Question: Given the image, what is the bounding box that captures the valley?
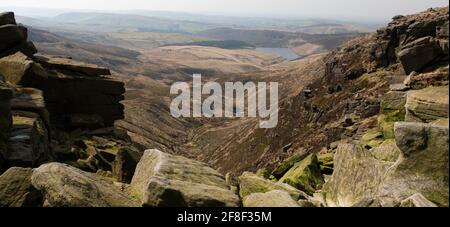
[1,4,448,208]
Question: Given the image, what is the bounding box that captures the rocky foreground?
[1,7,449,207]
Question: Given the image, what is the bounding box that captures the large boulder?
[397,36,443,74]
[243,190,300,207]
[129,149,240,207]
[238,172,308,200]
[0,167,42,207]
[0,12,16,26]
[31,162,139,207]
[0,24,27,52]
[405,86,449,123]
[278,154,324,195]
[378,122,449,207]
[322,143,393,207]
[0,52,48,85]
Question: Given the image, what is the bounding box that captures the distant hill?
[197,27,363,56]
[27,27,140,72]
[20,12,217,34]
[167,40,255,49]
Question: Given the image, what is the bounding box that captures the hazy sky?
[1,0,448,21]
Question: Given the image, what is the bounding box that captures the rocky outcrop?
[0,167,42,207]
[130,149,240,207]
[31,162,139,207]
[322,121,449,207]
[397,36,443,74]
[405,86,449,123]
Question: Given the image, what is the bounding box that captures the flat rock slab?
[130,149,240,207]
[406,86,449,123]
[31,162,139,207]
[35,54,111,77]
[243,190,300,207]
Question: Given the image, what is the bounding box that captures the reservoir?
[255,47,300,61]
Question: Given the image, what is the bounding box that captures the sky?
[0,0,448,22]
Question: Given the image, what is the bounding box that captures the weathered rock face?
[130,149,240,207]
[0,52,48,86]
[29,55,124,128]
[279,154,324,195]
[243,190,300,207]
[0,167,42,207]
[238,172,308,200]
[397,37,443,74]
[31,162,139,207]
[405,86,449,123]
[322,143,392,207]
[378,122,449,207]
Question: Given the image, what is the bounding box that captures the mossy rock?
[318,153,334,175]
[279,154,325,195]
[271,152,309,179]
[256,168,270,179]
[238,172,307,200]
[360,129,384,149]
[378,110,406,139]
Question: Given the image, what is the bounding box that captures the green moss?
[360,129,384,149]
[256,168,270,179]
[271,153,309,179]
[318,153,334,175]
[378,110,405,139]
[279,154,325,195]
